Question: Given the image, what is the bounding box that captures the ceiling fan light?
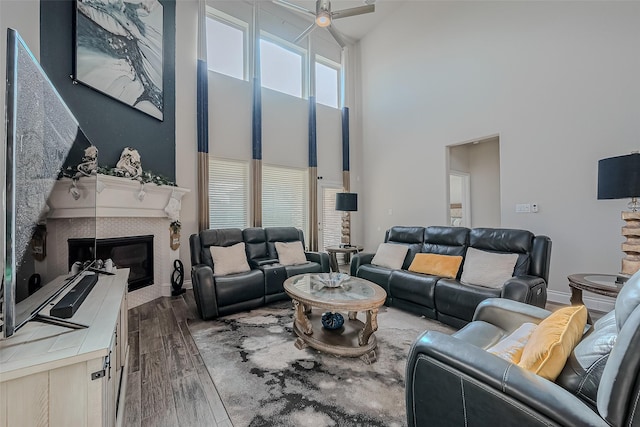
[316,10,331,27]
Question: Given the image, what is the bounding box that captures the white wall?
[359,1,640,304]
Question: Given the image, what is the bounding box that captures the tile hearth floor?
[122,285,604,427]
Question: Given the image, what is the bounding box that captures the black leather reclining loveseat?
[189,226,330,319]
[350,226,552,328]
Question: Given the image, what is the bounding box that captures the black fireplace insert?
[69,235,154,291]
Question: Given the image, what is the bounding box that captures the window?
[262,165,309,242]
[206,13,246,80]
[260,38,304,98]
[315,58,339,108]
[209,158,250,228]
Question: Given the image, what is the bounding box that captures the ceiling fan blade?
[326,24,346,48]
[294,22,317,44]
[272,0,316,17]
[331,4,375,20]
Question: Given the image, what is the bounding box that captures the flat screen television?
[1,28,97,338]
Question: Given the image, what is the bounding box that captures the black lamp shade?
[598,153,640,199]
[335,193,358,211]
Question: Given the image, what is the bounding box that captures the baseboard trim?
[547,289,614,313]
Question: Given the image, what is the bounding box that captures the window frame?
[259,31,308,99]
[314,55,341,109]
[205,7,249,81]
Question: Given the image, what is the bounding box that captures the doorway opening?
[447,136,501,228]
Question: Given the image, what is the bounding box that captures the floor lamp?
[335,192,357,248]
[598,152,640,279]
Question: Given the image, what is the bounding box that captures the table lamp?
[598,152,640,277]
[335,192,357,248]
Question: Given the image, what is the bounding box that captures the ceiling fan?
[272,0,375,47]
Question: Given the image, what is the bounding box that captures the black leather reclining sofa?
[189,226,330,319]
[350,226,552,328]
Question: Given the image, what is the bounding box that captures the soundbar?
[50,274,99,319]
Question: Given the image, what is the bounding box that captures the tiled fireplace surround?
[47,175,190,308]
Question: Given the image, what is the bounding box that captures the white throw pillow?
[209,242,251,276]
[275,241,308,266]
[487,322,537,363]
[460,247,519,288]
[371,243,409,270]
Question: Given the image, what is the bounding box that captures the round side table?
[325,245,364,272]
[567,273,623,324]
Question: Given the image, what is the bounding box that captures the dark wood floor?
[123,290,231,427]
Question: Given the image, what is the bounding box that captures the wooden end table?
[283,273,387,363]
[568,273,623,324]
[325,245,364,272]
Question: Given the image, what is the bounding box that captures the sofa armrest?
[501,275,547,307]
[306,251,330,272]
[406,331,608,427]
[350,252,375,276]
[472,298,552,331]
[191,264,219,320]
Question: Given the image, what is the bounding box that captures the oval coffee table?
[283,273,387,363]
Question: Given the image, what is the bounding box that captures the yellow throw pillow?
[408,253,463,278]
[518,305,587,381]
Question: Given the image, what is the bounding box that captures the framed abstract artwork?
[74,0,164,121]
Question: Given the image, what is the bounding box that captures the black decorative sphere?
[321,312,344,330]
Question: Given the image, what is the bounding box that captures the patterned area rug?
[188,302,455,427]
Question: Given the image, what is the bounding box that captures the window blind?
[262,164,309,242]
[209,158,249,229]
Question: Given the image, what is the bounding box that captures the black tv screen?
[1,28,97,338]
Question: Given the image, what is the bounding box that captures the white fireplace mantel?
[46,175,191,308]
[48,175,190,219]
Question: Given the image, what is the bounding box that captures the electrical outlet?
[516,203,531,213]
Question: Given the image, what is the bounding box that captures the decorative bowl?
[323,273,349,288]
[321,312,344,330]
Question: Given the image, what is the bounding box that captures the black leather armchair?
[406,272,640,427]
[189,228,264,320]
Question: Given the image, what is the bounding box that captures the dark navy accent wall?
[40,0,176,181]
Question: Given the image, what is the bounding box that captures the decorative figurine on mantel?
[114,147,143,179]
[77,145,98,176]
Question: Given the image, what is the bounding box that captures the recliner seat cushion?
[435,279,502,322]
[357,264,394,294]
[214,269,264,307]
[389,270,437,309]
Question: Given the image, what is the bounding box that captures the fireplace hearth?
[69,235,154,291]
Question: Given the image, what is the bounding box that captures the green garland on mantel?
[58,165,177,187]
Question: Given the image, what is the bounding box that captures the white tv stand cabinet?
[0,269,130,427]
